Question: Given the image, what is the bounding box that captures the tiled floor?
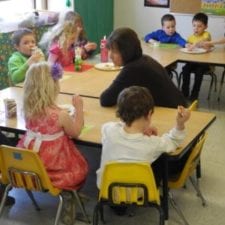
[1,77,225,225]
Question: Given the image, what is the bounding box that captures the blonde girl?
[40,21,78,66]
[58,10,97,59]
[18,61,88,191]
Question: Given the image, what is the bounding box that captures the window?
[0,0,73,15]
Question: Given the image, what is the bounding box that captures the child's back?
[17,106,88,190]
[17,62,88,190]
[97,86,190,188]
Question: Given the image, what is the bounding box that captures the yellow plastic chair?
[0,145,90,225]
[168,133,207,225]
[93,161,164,225]
[188,100,198,111]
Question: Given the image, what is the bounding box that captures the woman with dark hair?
[100,27,187,108]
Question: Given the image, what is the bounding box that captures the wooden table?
[60,68,118,98]
[16,42,225,100]
[142,41,225,100]
[0,87,216,222]
[0,87,215,148]
[60,44,225,100]
[141,41,225,66]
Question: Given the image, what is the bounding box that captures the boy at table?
[144,14,187,47]
[8,28,44,84]
[181,12,211,101]
[97,86,190,214]
[144,14,188,80]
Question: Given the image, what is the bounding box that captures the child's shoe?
[61,191,76,225]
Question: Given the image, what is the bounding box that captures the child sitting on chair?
[8,28,44,84]
[144,14,187,47]
[58,10,97,59]
[17,62,88,225]
[97,86,190,194]
[40,21,78,67]
[181,12,211,101]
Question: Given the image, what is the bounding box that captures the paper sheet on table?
[60,75,72,82]
[81,124,94,134]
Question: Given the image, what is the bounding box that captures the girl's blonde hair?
[39,20,77,53]
[23,62,59,119]
[62,10,86,40]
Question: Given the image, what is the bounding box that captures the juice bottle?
[100,36,108,62]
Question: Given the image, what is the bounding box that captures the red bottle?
[100,36,108,62]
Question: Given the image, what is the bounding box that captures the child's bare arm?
[176,106,191,130]
[84,42,97,52]
[59,95,84,138]
[48,53,58,65]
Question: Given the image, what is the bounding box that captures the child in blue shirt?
[144,14,187,47]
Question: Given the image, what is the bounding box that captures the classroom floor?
[1,76,225,225]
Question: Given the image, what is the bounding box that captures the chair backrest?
[169,133,207,188]
[188,100,198,111]
[0,145,61,196]
[99,161,160,205]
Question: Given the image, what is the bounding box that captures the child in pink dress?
[17,62,88,190]
[40,21,78,67]
[58,10,97,59]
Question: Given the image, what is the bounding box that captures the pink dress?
[49,42,74,67]
[17,107,88,190]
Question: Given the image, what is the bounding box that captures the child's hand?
[84,42,97,52]
[27,51,44,65]
[200,41,214,49]
[176,106,191,130]
[148,39,160,46]
[185,43,195,51]
[143,126,158,136]
[72,94,83,111]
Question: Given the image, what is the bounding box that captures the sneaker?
[61,191,76,225]
[0,188,15,207]
[5,196,15,206]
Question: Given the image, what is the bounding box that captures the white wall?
[114,0,225,41]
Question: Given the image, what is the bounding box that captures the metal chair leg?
[93,203,105,225]
[152,203,165,225]
[0,184,12,216]
[73,190,90,223]
[169,192,190,225]
[189,177,207,207]
[25,190,41,211]
[54,194,63,225]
